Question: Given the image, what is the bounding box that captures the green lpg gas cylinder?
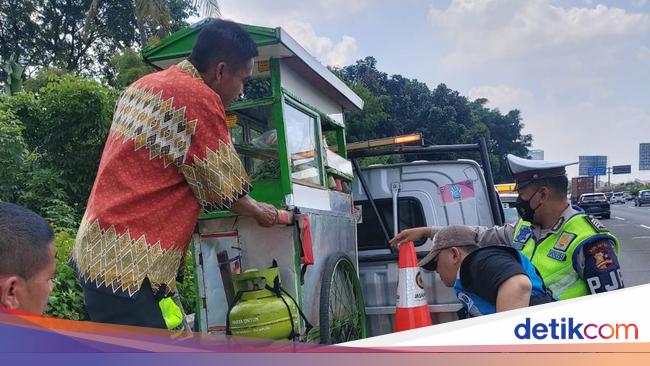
[227,267,299,340]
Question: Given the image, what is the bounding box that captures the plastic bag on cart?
[251,129,278,149]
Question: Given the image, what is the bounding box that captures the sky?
[204,0,650,184]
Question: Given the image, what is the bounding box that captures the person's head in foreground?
[189,18,259,106]
[0,203,56,314]
[418,225,480,287]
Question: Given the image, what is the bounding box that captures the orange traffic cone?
[394,241,432,332]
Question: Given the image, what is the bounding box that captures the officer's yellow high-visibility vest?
[512,213,620,300]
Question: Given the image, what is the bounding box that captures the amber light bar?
[346,134,423,151]
[495,183,517,193]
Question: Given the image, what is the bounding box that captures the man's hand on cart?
[253,202,279,227]
[390,226,438,249]
[231,195,278,227]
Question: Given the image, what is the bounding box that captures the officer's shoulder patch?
[514,225,533,244]
[586,215,608,232]
[553,232,576,252]
[586,241,616,272]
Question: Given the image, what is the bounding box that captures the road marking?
[632,236,650,240]
[615,217,626,221]
[641,225,650,230]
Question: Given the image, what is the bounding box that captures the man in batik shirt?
[71,19,277,328]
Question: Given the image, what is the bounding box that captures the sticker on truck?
[440,180,476,205]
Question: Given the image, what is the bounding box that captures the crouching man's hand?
[389,227,436,249]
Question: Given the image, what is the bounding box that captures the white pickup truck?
[350,140,504,337]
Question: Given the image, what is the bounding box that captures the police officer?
[391,154,623,300]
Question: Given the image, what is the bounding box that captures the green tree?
[337,56,533,179]
[471,99,532,182]
[46,229,88,320]
[0,0,198,79]
[0,0,39,84]
[343,83,391,143]
[23,68,70,93]
[4,75,116,214]
[0,95,77,228]
[0,103,27,200]
[83,0,218,46]
[0,0,138,75]
[108,47,156,88]
[34,76,116,211]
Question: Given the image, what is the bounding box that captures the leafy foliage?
[0,0,196,81]
[178,251,199,316]
[24,75,115,212]
[45,229,89,321]
[0,104,27,200]
[1,74,114,222]
[23,67,70,93]
[108,47,156,88]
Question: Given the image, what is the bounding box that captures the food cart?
[142,19,366,344]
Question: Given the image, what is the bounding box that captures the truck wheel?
[603,214,610,220]
[319,252,366,344]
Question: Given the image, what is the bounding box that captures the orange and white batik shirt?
[71,60,250,298]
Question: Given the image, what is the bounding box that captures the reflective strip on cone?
[396,267,428,308]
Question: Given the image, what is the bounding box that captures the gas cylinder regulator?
[226,260,313,341]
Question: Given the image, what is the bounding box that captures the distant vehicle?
[605,192,613,201]
[623,192,634,201]
[635,190,650,207]
[610,192,626,204]
[499,192,520,224]
[571,176,595,204]
[578,193,611,219]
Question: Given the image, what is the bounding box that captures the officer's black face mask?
[515,188,543,223]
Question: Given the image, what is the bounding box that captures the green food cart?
[142,19,366,344]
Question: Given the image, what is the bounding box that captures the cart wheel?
[319,252,366,344]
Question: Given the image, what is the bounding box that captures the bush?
[34,76,116,212]
[44,228,199,321]
[0,106,28,201]
[178,249,199,316]
[1,74,115,222]
[45,229,88,321]
[108,48,155,89]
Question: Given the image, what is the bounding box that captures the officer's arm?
[574,239,623,294]
[476,224,516,247]
[391,224,515,248]
[496,274,532,312]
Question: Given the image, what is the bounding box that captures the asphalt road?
[605,202,650,287]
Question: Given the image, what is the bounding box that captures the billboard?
[587,167,606,176]
[612,165,632,174]
[641,143,650,171]
[579,156,607,176]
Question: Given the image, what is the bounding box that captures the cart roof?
[142,19,363,111]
